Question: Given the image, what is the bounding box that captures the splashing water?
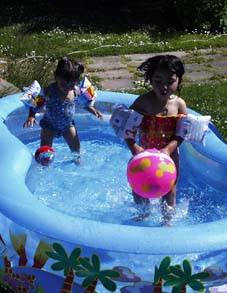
[24,114,227,228]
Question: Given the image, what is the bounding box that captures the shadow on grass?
[0,0,171,34]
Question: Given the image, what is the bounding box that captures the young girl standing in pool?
[23,57,103,163]
[125,55,187,225]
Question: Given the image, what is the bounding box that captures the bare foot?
[73,154,81,165]
[160,203,176,227]
[132,203,151,222]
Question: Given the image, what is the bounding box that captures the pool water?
[24,113,227,228]
[22,113,227,292]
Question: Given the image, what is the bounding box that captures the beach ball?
[127,148,177,198]
[35,146,55,166]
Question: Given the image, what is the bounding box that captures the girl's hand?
[160,147,171,156]
[85,106,103,120]
[94,109,103,120]
[134,145,144,155]
[125,138,144,156]
[131,144,144,156]
[23,117,39,128]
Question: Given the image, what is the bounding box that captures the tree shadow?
[0,0,171,34]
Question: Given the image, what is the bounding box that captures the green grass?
[0,17,227,140]
[182,83,227,141]
[1,22,227,88]
[1,22,227,60]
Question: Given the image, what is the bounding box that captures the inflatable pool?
[1,91,227,284]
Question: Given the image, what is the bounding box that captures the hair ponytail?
[55,57,84,81]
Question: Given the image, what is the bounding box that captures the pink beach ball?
[127,148,177,198]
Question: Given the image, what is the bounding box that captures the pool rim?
[1,91,227,255]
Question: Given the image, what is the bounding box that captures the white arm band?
[110,104,143,139]
[76,77,97,108]
[20,80,44,108]
[176,113,211,143]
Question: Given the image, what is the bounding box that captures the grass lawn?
[0,15,227,140]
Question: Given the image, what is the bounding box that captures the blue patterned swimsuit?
[40,83,76,137]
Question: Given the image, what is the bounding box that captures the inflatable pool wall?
[1,91,227,292]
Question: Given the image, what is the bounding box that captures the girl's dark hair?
[138,55,185,85]
[54,57,84,81]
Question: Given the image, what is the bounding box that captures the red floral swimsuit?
[139,114,183,150]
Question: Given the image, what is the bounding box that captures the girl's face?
[150,68,180,100]
[56,76,78,92]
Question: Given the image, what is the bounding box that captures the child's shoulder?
[170,94,185,104]
[170,95,187,114]
[133,92,152,105]
[169,94,182,100]
[131,92,151,111]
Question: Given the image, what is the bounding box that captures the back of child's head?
[138,55,185,84]
[55,57,84,82]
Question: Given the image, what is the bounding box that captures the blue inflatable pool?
[0,91,227,281]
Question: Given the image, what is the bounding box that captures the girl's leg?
[40,128,55,147]
[63,126,80,153]
[133,191,150,205]
[160,150,179,226]
[161,185,176,207]
[132,191,150,221]
[160,186,176,226]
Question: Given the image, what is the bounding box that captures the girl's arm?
[124,98,145,156]
[125,138,144,156]
[84,106,103,119]
[160,136,183,156]
[178,98,187,115]
[22,84,48,128]
[23,107,39,128]
[161,98,187,155]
